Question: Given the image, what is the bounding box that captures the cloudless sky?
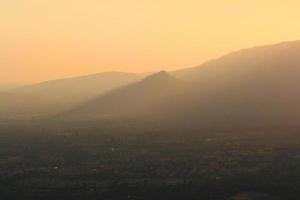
[1,0,300,83]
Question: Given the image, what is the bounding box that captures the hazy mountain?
[0,91,71,120]
[65,71,185,119]
[66,41,300,128]
[16,72,141,100]
[169,40,300,127]
[0,92,37,120]
[0,72,142,120]
[0,82,26,91]
[173,40,300,82]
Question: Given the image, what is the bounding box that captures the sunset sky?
[1,0,300,84]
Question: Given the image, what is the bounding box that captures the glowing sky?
[1,0,300,83]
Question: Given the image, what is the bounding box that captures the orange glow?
[1,0,300,83]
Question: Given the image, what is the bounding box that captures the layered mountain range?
[2,40,300,127]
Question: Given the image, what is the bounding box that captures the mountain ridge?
[65,71,184,119]
[63,40,300,128]
[0,72,143,120]
[173,40,300,81]
[2,40,300,126]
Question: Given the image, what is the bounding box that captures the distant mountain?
[170,41,300,127]
[3,40,300,127]
[16,72,141,100]
[0,72,142,120]
[0,82,26,91]
[66,71,185,119]
[173,40,300,82]
[0,92,40,120]
[0,91,12,101]
[67,41,300,128]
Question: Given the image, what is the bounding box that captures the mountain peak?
[156,70,169,75]
[142,71,177,84]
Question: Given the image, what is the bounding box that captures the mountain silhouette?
[66,71,184,119]
[0,72,142,119]
[174,40,300,83]
[2,40,300,127]
[67,41,300,128]
[16,72,141,101]
[169,41,300,127]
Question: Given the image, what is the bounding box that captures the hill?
[16,72,141,100]
[66,71,185,119]
[66,41,300,128]
[0,72,142,120]
[169,41,300,127]
[173,40,300,82]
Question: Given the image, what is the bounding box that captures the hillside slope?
[66,71,185,119]
[0,72,142,120]
[67,41,300,128]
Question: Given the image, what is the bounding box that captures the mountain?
[173,40,300,82]
[65,71,185,119]
[16,72,141,100]
[66,41,300,128]
[169,41,300,127]
[0,72,142,120]
[0,92,37,120]
[0,82,26,91]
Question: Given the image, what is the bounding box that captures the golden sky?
[1,0,300,83]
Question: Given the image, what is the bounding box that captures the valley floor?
[0,124,299,200]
